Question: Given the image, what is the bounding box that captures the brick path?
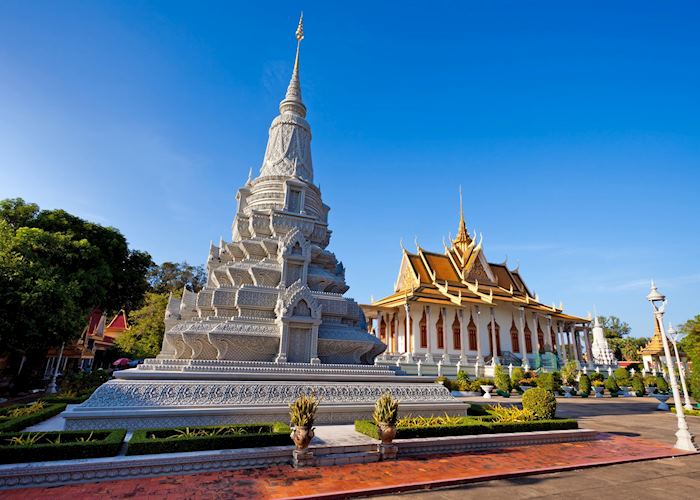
[2,434,691,499]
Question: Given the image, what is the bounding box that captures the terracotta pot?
[377,422,397,444]
[290,426,315,450]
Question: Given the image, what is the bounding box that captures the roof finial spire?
[279,12,307,117]
[452,185,472,253]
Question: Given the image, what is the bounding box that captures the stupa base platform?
[62,361,468,430]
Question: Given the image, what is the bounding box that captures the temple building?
[640,318,686,373]
[362,201,592,376]
[44,309,130,377]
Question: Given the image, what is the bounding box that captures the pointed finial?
[280,12,307,117]
[247,168,253,185]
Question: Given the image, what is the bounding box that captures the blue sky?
[1,1,699,338]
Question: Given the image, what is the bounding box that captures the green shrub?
[614,367,630,386]
[435,376,452,391]
[522,387,557,420]
[656,376,669,394]
[590,372,604,383]
[643,375,657,387]
[41,395,89,404]
[456,370,470,383]
[488,404,535,422]
[561,361,578,386]
[605,376,620,396]
[0,429,125,464]
[354,417,577,440]
[510,367,525,388]
[127,423,290,456]
[60,369,110,396]
[536,372,561,393]
[0,403,67,433]
[494,365,512,393]
[467,403,490,416]
[578,374,591,396]
[631,375,645,397]
[671,407,700,417]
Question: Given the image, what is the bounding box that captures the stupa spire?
[279,13,307,118]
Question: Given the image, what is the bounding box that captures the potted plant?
[644,375,657,395]
[605,375,620,397]
[494,365,512,398]
[289,393,319,456]
[561,361,578,398]
[373,392,399,445]
[652,376,670,410]
[592,380,605,397]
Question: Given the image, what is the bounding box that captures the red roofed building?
[44,309,130,378]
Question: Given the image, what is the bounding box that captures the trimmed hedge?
[127,422,292,456]
[671,407,700,417]
[355,417,578,440]
[0,429,126,464]
[0,403,67,433]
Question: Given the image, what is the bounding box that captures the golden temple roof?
[640,319,665,356]
[366,201,588,323]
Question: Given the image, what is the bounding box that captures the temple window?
[525,323,533,353]
[380,318,387,343]
[510,321,519,352]
[419,310,427,348]
[293,300,311,317]
[436,313,444,349]
[452,313,460,350]
[287,188,302,213]
[537,326,545,353]
[468,316,477,350]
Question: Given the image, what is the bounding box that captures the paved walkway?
[1,434,689,499]
[4,396,699,499]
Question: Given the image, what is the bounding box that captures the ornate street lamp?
[646,282,696,451]
[667,323,693,411]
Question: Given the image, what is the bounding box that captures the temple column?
[518,307,529,370]
[425,306,435,363]
[459,308,467,362]
[546,315,554,352]
[310,323,321,365]
[392,312,399,354]
[490,307,499,365]
[441,307,449,362]
[531,313,541,356]
[558,321,568,363]
[583,324,593,367]
[569,323,580,364]
[474,305,484,364]
[405,303,415,360]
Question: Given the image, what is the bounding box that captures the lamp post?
[646,282,696,451]
[667,324,693,411]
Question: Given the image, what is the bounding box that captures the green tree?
[679,314,700,398]
[0,199,151,378]
[147,261,205,294]
[114,292,170,359]
[598,315,636,360]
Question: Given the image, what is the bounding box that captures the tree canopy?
[0,198,151,356]
[595,315,646,361]
[679,314,700,398]
[147,261,205,294]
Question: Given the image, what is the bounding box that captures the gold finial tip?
[296,12,304,41]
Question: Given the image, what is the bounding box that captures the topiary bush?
[536,372,562,394]
[643,375,657,387]
[590,372,604,383]
[511,367,525,389]
[578,374,591,397]
[631,374,645,397]
[656,376,669,394]
[456,370,470,383]
[494,365,512,394]
[614,367,630,386]
[605,375,620,396]
[522,387,557,420]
